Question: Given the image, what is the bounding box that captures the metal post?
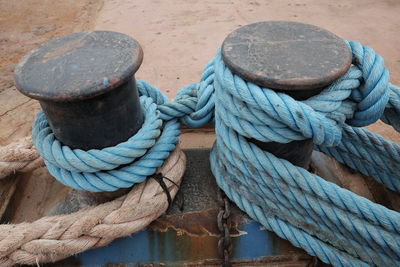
[221,21,352,168]
[14,31,144,150]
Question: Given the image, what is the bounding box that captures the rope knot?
[346,40,391,127]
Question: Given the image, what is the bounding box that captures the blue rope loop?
[208,41,400,267]
[33,94,180,192]
[31,38,400,266]
[136,58,216,128]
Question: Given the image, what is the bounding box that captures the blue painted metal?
[72,149,312,266]
[76,220,308,266]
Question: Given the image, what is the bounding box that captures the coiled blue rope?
[33,94,180,192]
[207,41,400,267]
[32,39,400,266]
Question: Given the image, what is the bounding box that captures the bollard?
[14,31,144,150]
[221,21,351,168]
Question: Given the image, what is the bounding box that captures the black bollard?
[222,21,351,168]
[14,31,144,150]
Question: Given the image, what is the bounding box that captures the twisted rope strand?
[0,148,185,266]
[0,137,44,179]
[216,139,399,264]
[216,151,396,265]
[209,40,400,266]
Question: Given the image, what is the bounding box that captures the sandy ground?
[0,0,399,148]
[0,0,399,261]
[0,0,103,145]
[95,0,400,95]
[93,0,400,146]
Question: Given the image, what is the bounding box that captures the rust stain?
[189,254,314,266]
[99,77,120,90]
[108,77,121,87]
[121,253,314,267]
[149,208,243,237]
[150,209,220,237]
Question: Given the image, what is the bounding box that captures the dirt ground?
[0,0,399,148]
[94,0,400,146]
[0,0,103,145]
[0,0,399,264]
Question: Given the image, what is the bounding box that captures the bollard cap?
[14,31,144,149]
[14,31,143,102]
[222,21,351,90]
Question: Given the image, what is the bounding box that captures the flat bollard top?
[14,31,143,102]
[221,21,351,91]
[221,21,352,168]
[13,31,144,150]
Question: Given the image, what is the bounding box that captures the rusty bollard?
[222,21,351,168]
[14,31,144,150]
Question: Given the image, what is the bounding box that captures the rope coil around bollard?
[209,41,400,267]
[0,89,186,266]
[1,40,400,266]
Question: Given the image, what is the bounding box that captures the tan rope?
[0,147,186,266]
[0,137,44,179]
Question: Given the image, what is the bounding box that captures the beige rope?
[0,146,186,266]
[0,137,44,179]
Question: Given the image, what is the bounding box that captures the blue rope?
[33,94,180,192]
[208,41,400,267]
[32,39,400,266]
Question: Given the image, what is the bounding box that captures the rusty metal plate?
[62,149,315,266]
